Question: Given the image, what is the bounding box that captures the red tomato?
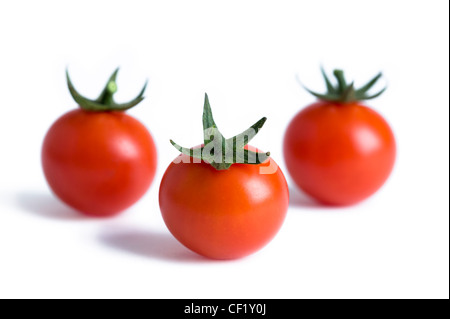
[284,101,396,205]
[42,69,157,216]
[159,94,289,260]
[159,147,289,260]
[42,109,157,216]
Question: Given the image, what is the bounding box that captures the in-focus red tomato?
[42,69,157,216]
[284,69,396,206]
[160,147,288,260]
[159,94,289,259]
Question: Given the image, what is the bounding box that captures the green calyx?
[66,68,147,111]
[171,93,271,170]
[303,67,387,103]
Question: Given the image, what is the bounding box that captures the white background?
[0,0,448,299]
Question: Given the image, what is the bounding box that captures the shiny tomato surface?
[284,101,396,206]
[159,147,289,260]
[42,109,157,216]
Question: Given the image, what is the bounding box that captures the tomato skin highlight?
[42,109,157,217]
[159,147,289,260]
[283,101,396,206]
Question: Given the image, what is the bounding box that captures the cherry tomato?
[159,94,289,259]
[284,69,396,205]
[160,148,288,260]
[42,69,157,216]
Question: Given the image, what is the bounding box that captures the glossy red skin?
[159,146,289,260]
[284,101,396,206]
[42,109,157,217]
